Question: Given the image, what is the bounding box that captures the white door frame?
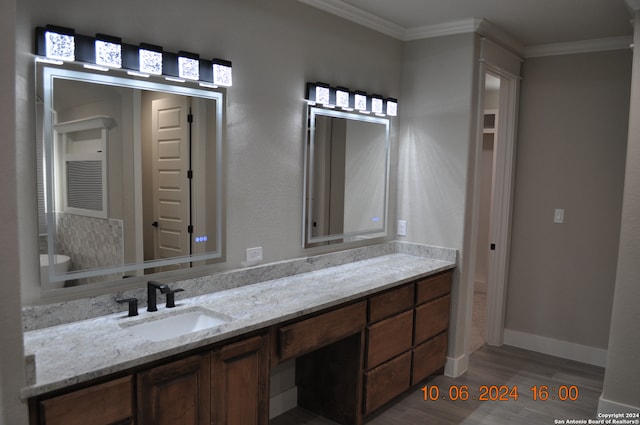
[471,39,521,350]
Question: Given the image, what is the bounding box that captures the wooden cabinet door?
[414,295,451,345]
[363,351,412,415]
[212,334,269,425]
[38,376,133,425]
[366,310,413,369]
[412,332,448,385]
[416,271,452,305]
[368,284,414,323]
[279,301,366,361]
[137,353,211,425]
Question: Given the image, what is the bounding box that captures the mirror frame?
[302,105,391,246]
[38,61,224,288]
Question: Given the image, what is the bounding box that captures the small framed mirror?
[303,106,390,246]
[37,61,224,290]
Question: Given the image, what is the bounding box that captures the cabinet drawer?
[416,271,452,305]
[279,301,366,361]
[412,332,448,385]
[368,284,414,323]
[366,310,413,369]
[414,295,450,344]
[39,376,133,425]
[363,351,411,415]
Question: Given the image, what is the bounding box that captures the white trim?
[298,0,631,57]
[296,0,405,39]
[445,353,468,378]
[476,20,525,54]
[504,329,608,367]
[269,387,298,419]
[485,68,519,348]
[404,18,481,41]
[524,36,633,58]
[598,396,640,414]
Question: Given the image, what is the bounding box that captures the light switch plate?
[554,209,565,224]
[397,220,407,236]
[246,247,263,263]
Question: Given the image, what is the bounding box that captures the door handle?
[151,221,159,228]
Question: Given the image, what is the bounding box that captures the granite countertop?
[22,253,454,399]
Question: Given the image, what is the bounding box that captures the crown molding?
[296,0,491,42]
[476,20,524,54]
[297,0,525,50]
[297,0,628,57]
[524,36,633,57]
[404,18,481,41]
[296,0,405,39]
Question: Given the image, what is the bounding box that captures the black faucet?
[147,281,184,311]
[147,281,171,312]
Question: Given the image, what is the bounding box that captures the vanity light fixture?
[212,59,233,87]
[335,86,352,110]
[354,91,368,112]
[35,26,233,88]
[305,82,398,116]
[317,85,331,105]
[139,43,163,75]
[95,34,122,68]
[386,98,398,117]
[371,94,384,116]
[178,51,200,80]
[305,82,328,105]
[36,25,75,63]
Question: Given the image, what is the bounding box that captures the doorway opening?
[471,73,500,353]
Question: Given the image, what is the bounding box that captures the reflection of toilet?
[39,254,71,289]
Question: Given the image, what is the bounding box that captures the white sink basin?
[123,309,230,342]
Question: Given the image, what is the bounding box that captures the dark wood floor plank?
[271,345,605,425]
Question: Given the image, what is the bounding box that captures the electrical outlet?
[554,209,565,224]
[397,220,407,236]
[246,247,263,263]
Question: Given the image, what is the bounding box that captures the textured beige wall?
[600,11,640,414]
[506,50,631,348]
[397,33,479,364]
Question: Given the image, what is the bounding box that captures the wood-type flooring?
[271,344,605,425]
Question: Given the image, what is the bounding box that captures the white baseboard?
[598,395,640,414]
[445,352,468,378]
[269,387,298,419]
[504,329,607,367]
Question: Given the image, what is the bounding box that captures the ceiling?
[300,0,633,53]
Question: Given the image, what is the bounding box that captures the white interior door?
[151,95,191,261]
[475,40,521,349]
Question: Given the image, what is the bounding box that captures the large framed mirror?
[303,106,390,246]
[37,61,224,290]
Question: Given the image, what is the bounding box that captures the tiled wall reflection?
[55,213,124,284]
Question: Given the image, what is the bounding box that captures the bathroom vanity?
[24,252,454,425]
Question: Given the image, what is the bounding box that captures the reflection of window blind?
[66,160,103,212]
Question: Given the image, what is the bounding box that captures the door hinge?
[187,169,193,179]
[490,243,496,251]
[188,113,193,123]
[188,225,194,234]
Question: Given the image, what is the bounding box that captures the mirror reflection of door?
[142,92,211,271]
[312,115,346,243]
[150,94,191,267]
